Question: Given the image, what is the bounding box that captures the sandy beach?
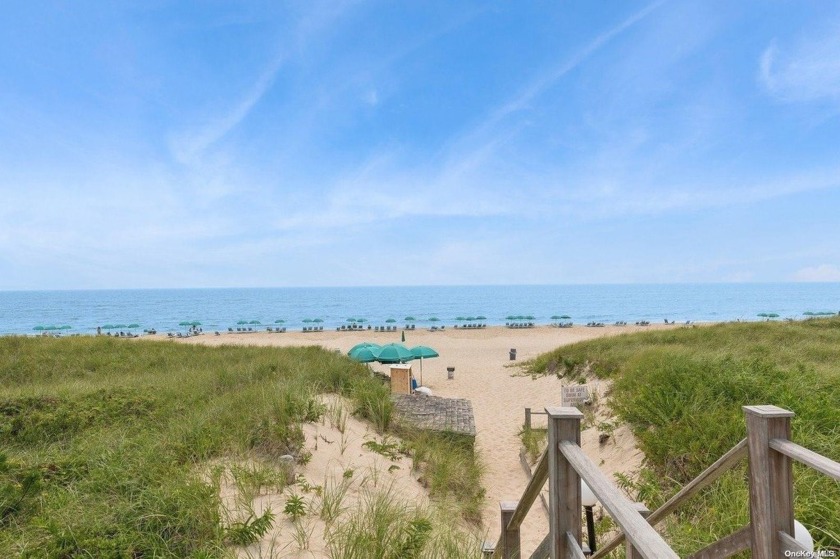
[160,323,682,553]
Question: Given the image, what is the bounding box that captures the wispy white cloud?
[169,52,286,166]
[792,264,840,282]
[759,23,840,103]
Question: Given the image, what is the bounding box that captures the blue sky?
[1,1,839,289]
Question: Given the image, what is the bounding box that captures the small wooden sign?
[562,384,591,407]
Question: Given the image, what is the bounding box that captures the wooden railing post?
[546,407,583,559]
[525,408,532,430]
[500,501,520,559]
[744,405,795,559]
[626,504,651,559]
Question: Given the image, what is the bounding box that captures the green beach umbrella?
[347,318,357,323]
[102,324,116,329]
[757,313,769,318]
[349,342,381,354]
[551,315,562,320]
[179,321,191,326]
[127,323,140,328]
[275,319,285,324]
[376,343,415,364]
[385,318,396,323]
[476,315,486,320]
[302,319,313,323]
[410,345,439,386]
[348,346,380,363]
[356,318,367,323]
[525,315,535,321]
[191,321,202,326]
[465,316,476,321]
[33,325,45,331]
[560,315,571,320]
[59,325,72,330]
[313,318,323,323]
[428,317,440,322]
[404,316,416,321]
[505,315,516,320]
[455,316,466,321]
[249,320,261,325]
[767,313,779,318]
[237,320,248,325]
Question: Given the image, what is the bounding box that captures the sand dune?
[164,323,681,553]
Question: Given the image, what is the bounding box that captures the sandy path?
[159,323,681,553]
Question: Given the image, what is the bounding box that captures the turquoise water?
[0,283,838,335]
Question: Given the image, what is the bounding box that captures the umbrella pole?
[420,356,424,386]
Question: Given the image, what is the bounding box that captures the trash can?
[447,367,455,380]
[509,348,517,361]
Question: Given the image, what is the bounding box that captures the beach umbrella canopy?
[59,325,72,330]
[128,323,140,328]
[275,319,285,323]
[313,318,323,323]
[455,316,466,321]
[757,313,769,318]
[767,313,779,318]
[33,325,45,331]
[385,318,396,323]
[348,347,380,363]
[356,318,367,323]
[525,315,535,320]
[465,316,476,321]
[179,321,191,326]
[410,346,439,359]
[428,317,440,322]
[302,319,313,323]
[476,315,486,320]
[347,318,357,323]
[102,324,116,329]
[404,316,416,321]
[551,315,562,320]
[191,321,202,326]
[237,320,248,325]
[376,343,415,364]
[349,342,380,354]
[560,315,571,320]
[248,320,260,325]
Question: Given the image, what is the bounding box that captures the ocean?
[0,283,838,335]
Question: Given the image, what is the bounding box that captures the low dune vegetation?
[525,317,840,553]
[0,337,483,558]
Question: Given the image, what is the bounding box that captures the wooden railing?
[487,404,840,559]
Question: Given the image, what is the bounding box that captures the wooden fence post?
[500,501,520,559]
[744,405,795,559]
[525,408,532,430]
[626,504,651,559]
[546,407,583,559]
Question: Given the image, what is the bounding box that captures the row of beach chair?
[506,322,534,328]
[586,322,605,327]
[302,326,323,332]
[267,327,287,333]
[454,323,486,329]
[550,322,574,328]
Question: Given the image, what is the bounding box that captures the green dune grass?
[0,337,482,558]
[525,318,840,552]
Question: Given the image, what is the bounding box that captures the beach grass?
[524,317,840,552]
[0,336,482,557]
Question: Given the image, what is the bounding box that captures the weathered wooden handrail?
[590,438,748,559]
[769,438,840,481]
[491,449,549,558]
[493,404,835,559]
[559,439,679,559]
